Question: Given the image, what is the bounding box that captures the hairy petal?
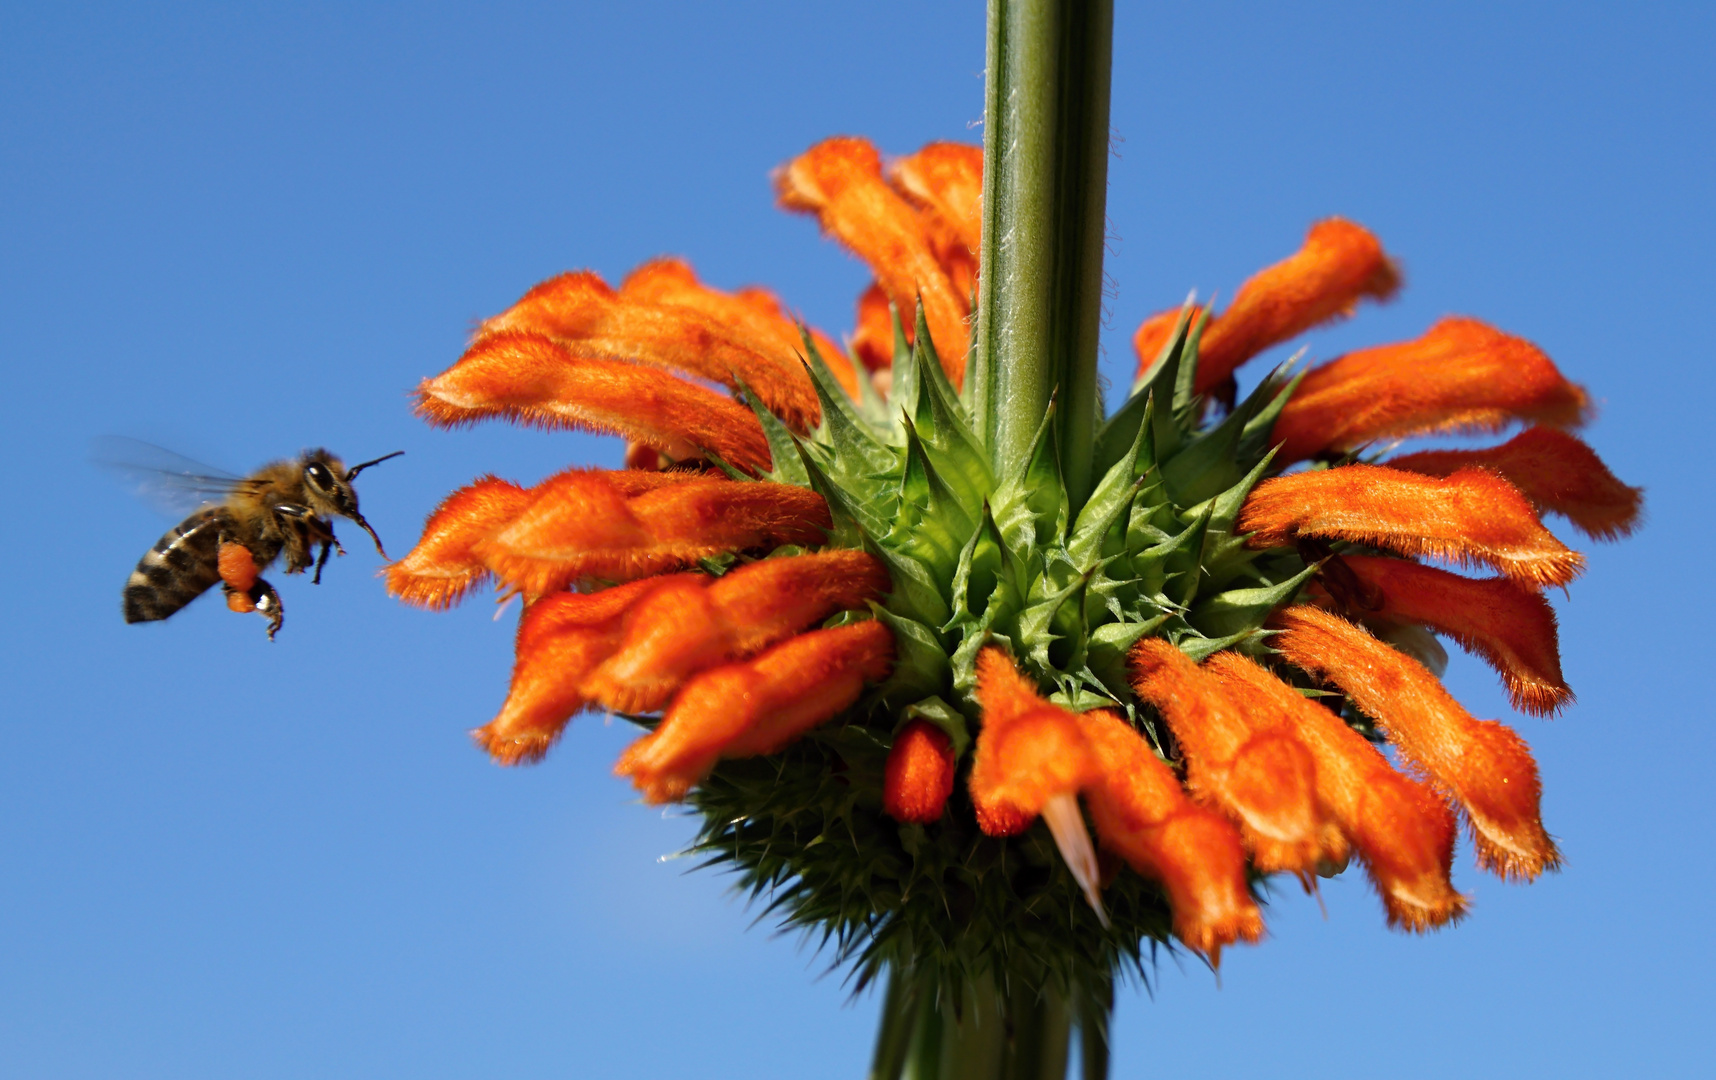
[1338,555,1571,716]
[1129,639,1327,875]
[1388,426,1642,541]
[968,706,1096,837]
[386,477,532,610]
[883,720,957,825]
[1240,464,1584,588]
[1133,219,1400,392]
[1271,319,1592,462]
[1204,653,1467,931]
[479,473,832,598]
[581,550,891,713]
[620,258,861,401]
[851,281,897,375]
[1078,708,1263,962]
[776,137,970,385]
[615,620,894,804]
[889,141,982,305]
[416,330,772,473]
[1271,605,1560,880]
[472,578,670,766]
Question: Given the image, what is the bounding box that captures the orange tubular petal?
[415,331,772,474]
[1132,219,1399,392]
[581,550,890,713]
[1388,426,1642,541]
[620,258,861,400]
[883,720,956,824]
[1339,555,1571,716]
[968,706,1096,837]
[473,270,818,431]
[386,477,532,609]
[1204,654,1467,931]
[889,142,983,303]
[472,578,668,765]
[1271,319,1593,462]
[480,473,831,598]
[615,620,894,804]
[1078,709,1263,960]
[1239,464,1584,588]
[1128,640,1326,875]
[1271,605,1560,880]
[851,282,896,374]
[776,137,969,386]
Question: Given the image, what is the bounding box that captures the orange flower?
[1330,554,1571,716]
[776,137,971,386]
[882,720,957,825]
[1132,219,1400,394]
[1128,639,1332,876]
[1388,425,1642,540]
[1203,653,1466,930]
[1270,318,1592,463]
[889,142,983,304]
[615,620,894,804]
[1238,464,1583,588]
[1271,605,1560,880]
[386,477,533,610]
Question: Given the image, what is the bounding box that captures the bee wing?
[93,437,255,518]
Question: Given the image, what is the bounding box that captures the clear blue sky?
[2,2,1711,1077]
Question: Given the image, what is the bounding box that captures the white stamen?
[1040,792,1109,929]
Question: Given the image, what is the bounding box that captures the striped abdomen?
[123,508,230,623]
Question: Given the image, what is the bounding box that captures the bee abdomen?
[123,509,228,623]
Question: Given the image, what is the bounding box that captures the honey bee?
[111,443,403,640]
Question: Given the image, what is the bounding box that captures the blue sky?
[1,2,1711,1076]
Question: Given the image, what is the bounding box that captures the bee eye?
[305,462,335,491]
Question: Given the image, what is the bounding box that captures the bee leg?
[253,581,284,640]
[312,539,334,585]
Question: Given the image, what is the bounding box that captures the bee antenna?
[346,450,404,481]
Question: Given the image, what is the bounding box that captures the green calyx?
[686,305,1316,1018]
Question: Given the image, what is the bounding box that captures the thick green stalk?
[970,0,1114,510]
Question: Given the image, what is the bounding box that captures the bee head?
[299,449,403,557]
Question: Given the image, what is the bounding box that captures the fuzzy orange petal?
[1271,319,1592,462]
[1078,708,1263,960]
[889,142,982,304]
[1129,640,1326,875]
[776,137,969,385]
[968,706,1097,837]
[1239,464,1584,588]
[386,477,533,610]
[1388,426,1642,541]
[883,720,957,825]
[1204,653,1466,930]
[474,270,817,430]
[415,330,772,474]
[1132,219,1399,393]
[480,473,831,598]
[1271,605,1560,880]
[615,620,894,803]
[581,550,890,713]
[472,578,670,765]
[619,258,861,401]
[1339,555,1570,716]
[851,282,897,374]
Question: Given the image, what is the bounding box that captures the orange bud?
[882,720,956,824]
[1271,605,1560,880]
[217,541,259,592]
[1129,640,1327,875]
[1132,219,1399,393]
[1078,708,1263,961]
[615,620,894,803]
[472,270,818,431]
[1239,464,1584,588]
[1388,426,1642,541]
[1337,555,1570,716]
[1271,319,1592,462]
[581,550,891,713]
[386,477,532,610]
[776,137,970,386]
[472,578,670,766]
[479,473,832,598]
[1204,653,1466,930]
[619,258,861,401]
[415,331,772,474]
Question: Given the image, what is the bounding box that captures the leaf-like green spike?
[1171,305,1211,432]
[902,418,977,537]
[806,326,890,429]
[1017,571,1087,671]
[871,607,953,707]
[793,439,877,547]
[911,298,970,430]
[864,532,953,629]
[992,398,1068,551]
[949,502,1014,626]
[887,303,919,428]
[1186,561,1317,640]
[1235,360,1308,468]
[738,376,810,486]
[800,349,893,474]
[1176,628,1259,663]
[896,696,972,758]
[1070,408,1157,568]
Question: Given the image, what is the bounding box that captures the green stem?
[971,0,1115,511]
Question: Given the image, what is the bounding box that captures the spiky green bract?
[685,306,1314,1013]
